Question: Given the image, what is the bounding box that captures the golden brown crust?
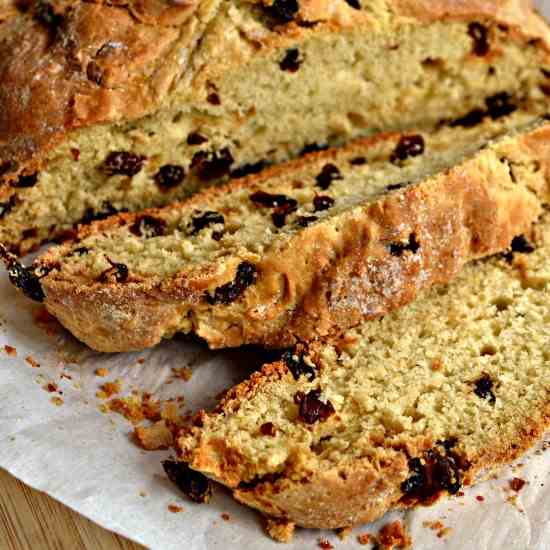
[38,123,550,352]
[1,0,549,184]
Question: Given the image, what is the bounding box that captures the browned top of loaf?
[1,0,549,184]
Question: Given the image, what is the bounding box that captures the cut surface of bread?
[2,0,550,253]
[177,212,550,529]
[15,112,550,352]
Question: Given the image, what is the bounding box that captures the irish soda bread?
[2,0,550,254]
[9,112,550,352]
[176,213,550,530]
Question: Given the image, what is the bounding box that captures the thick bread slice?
[13,113,550,352]
[1,0,550,253]
[177,213,550,530]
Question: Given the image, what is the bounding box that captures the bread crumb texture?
[178,213,550,528]
[1,0,550,253]
[34,114,550,351]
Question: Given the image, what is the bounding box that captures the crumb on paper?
[476,495,485,502]
[336,526,352,541]
[171,367,192,382]
[139,491,147,498]
[3,344,16,357]
[25,355,40,368]
[357,533,372,545]
[510,478,527,492]
[317,538,333,549]
[95,368,108,377]
[378,520,412,550]
[221,513,230,521]
[96,380,122,399]
[51,396,64,406]
[106,392,162,425]
[167,504,183,513]
[135,420,174,450]
[60,372,73,380]
[137,358,145,364]
[437,527,453,539]
[265,517,295,543]
[424,520,453,540]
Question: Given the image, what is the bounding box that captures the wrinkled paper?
[2,3,550,547]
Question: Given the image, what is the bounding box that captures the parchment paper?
[2,3,550,547]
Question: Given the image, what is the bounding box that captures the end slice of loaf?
[11,112,550,352]
[1,0,550,253]
[176,212,550,529]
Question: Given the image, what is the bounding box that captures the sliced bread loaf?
[2,0,550,253]
[176,212,550,530]
[6,112,550,352]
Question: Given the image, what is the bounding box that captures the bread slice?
[176,212,550,530]
[2,0,550,254]
[5,112,549,352]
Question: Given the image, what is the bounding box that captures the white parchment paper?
[2,3,550,547]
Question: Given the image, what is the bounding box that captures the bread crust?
[38,124,550,352]
[0,0,549,184]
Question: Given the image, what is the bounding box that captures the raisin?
[13,172,38,188]
[205,261,257,305]
[389,233,420,256]
[211,230,224,241]
[0,195,17,220]
[401,445,462,501]
[474,374,496,404]
[22,228,38,240]
[81,202,125,225]
[282,350,316,381]
[86,61,103,85]
[191,148,234,181]
[468,22,490,56]
[207,92,221,105]
[296,215,317,227]
[129,215,166,238]
[450,108,486,128]
[154,164,185,191]
[344,0,361,9]
[70,148,81,161]
[99,259,129,283]
[267,0,299,23]
[300,143,329,156]
[313,195,335,212]
[72,247,90,256]
[386,182,407,191]
[0,246,45,303]
[280,49,301,72]
[502,234,535,263]
[486,92,516,119]
[0,161,16,177]
[230,161,266,179]
[260,422,277,436]
[349,156,366,166]
[316,164,342,190]
[298,389,335,424]
[390,135,425,163]
[294,391,305,405]
[162,460,212,504]
[34,1,63,29]
[187,132,208,146]
[250,191,297,209]
[103,151,145,177]
[190,211,225,235]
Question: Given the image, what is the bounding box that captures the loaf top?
[1,0,549,182]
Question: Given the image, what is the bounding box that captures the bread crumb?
[265,518,295,543]
[139,491,147,498]
[135,420,174,450]
[3,345,16,357]
[437,527,453,539]
[221,513,230,521]
[336,526,352,541]
[25,355,40,368]
[107,392,161,425]
[95,368,108,377]
[51,396,64,406]
[317,538,333,549]
[172,367,192,381]
[423,520,451,539]
[357,533,371,545]
[476,495,484,502]
[167,504,183,513]
[43,382,60,393]
[96,380,122,399]
[378,521,412,549]
[510,478,526,492]
[137,358,145,364]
